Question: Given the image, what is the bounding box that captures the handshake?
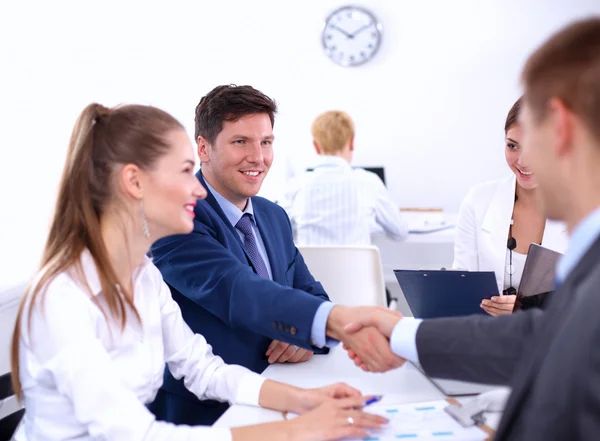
[326,305,406,372]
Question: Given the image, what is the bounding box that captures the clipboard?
[393,270,499,318]
[282,398,495,440]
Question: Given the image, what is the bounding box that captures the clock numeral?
[368,43,374,49]
[360,51,366,57]
[326,34,333,40]
[350,55,355,62]
[371,32,377,38]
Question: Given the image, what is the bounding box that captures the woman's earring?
[139,199,150,239]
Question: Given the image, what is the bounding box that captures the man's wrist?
[325,305,348,340]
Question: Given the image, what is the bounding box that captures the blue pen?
[364,395,384,406]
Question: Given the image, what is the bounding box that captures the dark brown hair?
[522,17,600,142]
[194,84,277,145]
[505,97,523,133]
[11,103,184,400]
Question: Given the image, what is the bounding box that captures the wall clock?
[322,5,382,67]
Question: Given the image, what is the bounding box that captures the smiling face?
[198,113,274,210]
[505,123,537,190]
[141,129,207,238]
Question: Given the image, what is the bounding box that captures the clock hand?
[329,24,353,39]
[350,22,373,37]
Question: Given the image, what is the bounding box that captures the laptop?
[410,362,500,396]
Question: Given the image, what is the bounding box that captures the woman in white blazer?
[453,97,568,316]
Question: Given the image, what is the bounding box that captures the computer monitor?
[362,167,385,185]
[305,166,386,185]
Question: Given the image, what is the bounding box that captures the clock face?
[322,6,382,67]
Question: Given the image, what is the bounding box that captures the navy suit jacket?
[149,172,330,425]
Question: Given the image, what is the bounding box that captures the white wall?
[1,0,599,288]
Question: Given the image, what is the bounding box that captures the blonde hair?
[311,110,355,154]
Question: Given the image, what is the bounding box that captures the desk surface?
[214,346,502,431]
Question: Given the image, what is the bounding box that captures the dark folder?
[513,243,563,311]
[393,270,499,318]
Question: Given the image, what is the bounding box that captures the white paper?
[346,399,488,441]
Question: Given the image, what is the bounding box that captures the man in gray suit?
[345,17,600,441]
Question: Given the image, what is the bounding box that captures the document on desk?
[346,400,488,441]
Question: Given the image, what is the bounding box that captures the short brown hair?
[505,97,523,133]
[522,17,600,142]
[194,85,277,145]
[311,110,355,154]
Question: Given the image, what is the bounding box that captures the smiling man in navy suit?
[148,85,404,426]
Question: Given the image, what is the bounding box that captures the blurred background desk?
[373,211,456,316]
[0,284,25,438]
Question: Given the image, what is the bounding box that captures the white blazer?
[453,175,569,294]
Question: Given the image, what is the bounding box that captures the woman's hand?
[290,383,362,415]
[287,396,388,441]
[481,295,517,316]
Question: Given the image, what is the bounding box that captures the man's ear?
[349,136,355,152]
[313,141,322,155]
[198,136,211,164]
[120,164,144,200]
[549,97,575,158]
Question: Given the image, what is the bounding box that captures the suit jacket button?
[290,326,297,335]
[278,323,285,331]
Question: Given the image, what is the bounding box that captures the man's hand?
[326,306,405,372]
[344,307,403,337]
[266,340,314,364]
[481,295,516,317]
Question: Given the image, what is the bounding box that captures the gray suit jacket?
[417,235,600,441]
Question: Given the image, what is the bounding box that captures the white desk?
[214,346,502,431]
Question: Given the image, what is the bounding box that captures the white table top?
[213,346,502,431]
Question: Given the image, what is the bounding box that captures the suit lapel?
[480,175,516,292]
[197,172,260,273]
[252,200,284,284]
[496,235,600,439]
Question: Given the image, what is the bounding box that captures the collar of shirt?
[79,250,152,296]
[556,206,600,284]
[312,155,351,170]
[203,174,256,228]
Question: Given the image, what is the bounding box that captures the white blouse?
[503,249,528,291]
[14,251,265,441]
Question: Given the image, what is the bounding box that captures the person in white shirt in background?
[453,97,568,316]
[9,103,386,441]
[281,110,408,246]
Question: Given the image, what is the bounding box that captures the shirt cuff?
[234,373,267,406]
[390,318,423,364]
[310,301,338,348]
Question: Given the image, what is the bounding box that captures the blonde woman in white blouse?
[454,97,568,316]
[10,103,386,441]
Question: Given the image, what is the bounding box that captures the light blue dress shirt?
[203,176,335,348]
[390,207,600,363]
